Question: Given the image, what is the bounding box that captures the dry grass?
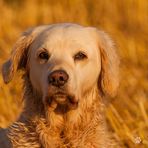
[0,0,148,147]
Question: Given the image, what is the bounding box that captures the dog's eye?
[38,51,49,60]
[74,52,87,61]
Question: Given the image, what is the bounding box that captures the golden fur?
[1,23,119,148]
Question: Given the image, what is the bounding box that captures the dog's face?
[29,25,101,110]
[2,23,119,113]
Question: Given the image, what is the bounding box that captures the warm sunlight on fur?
[0,23,119,147]
[0,0,147,148]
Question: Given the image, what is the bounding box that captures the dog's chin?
[44,93,78,113]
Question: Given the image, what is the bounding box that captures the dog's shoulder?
[0,128,12,148]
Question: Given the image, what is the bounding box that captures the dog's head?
[2,23,119,113]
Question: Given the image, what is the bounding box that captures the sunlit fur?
[1,23,119,147]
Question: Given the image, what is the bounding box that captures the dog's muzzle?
[45,70,78,112]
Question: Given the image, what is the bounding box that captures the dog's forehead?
[32,24,98,52]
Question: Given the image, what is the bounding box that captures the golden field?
[0,0,148,147]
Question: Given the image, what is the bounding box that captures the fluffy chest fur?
[8,97,113,148]
[8,115,110,148]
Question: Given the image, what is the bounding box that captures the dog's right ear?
[2,26,45,84]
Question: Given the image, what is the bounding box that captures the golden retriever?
[1,23,119,148]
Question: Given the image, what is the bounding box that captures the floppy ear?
[2,25,51,84]
[2,28,35,84]
[2,25,49,84]
[97,30,119,97]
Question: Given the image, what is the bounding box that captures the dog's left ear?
[88,27,119,97]
[97,30,119,97]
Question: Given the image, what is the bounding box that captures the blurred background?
[0,0,147,147]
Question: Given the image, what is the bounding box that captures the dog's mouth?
[53,92,68,104]
[44,91,78,113]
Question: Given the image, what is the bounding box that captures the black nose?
[48,70,69,87]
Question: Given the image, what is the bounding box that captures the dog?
[0,23,119,148]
